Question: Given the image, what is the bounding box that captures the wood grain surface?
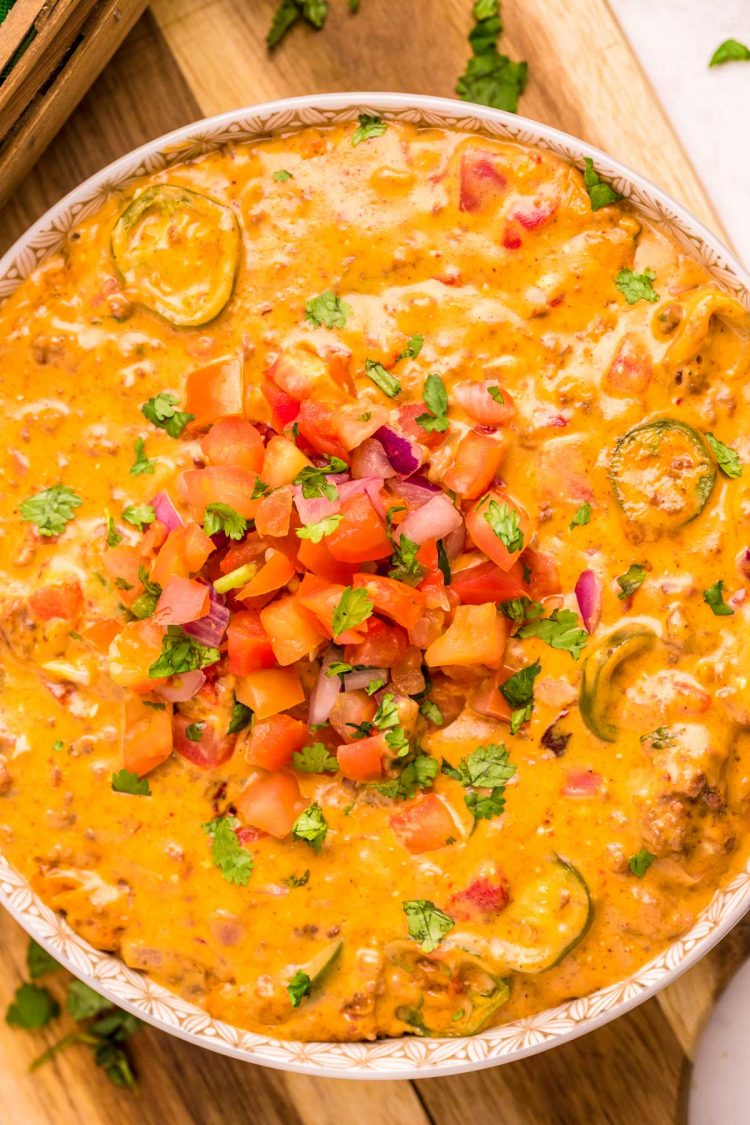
[0,3,744,1122]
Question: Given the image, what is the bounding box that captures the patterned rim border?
[1,93,750,1080]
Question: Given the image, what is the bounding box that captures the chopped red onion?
[294,488,340,526]
[443,522,466,560]
[151,491,183,531]
[351,438,395,480]
[309,651,341,725]
[184,585,230,647]
[575,569,602,634]
[398,493,463,544]
[375,425,424,476]
[155,669,205,702]
[343,668,388,692]
[391,473,441,508]
[737,548,750,580]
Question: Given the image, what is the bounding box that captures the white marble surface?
[610,0,750,266]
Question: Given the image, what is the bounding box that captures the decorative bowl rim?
[1,91,749,1080]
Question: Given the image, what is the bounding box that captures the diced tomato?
[562,768,602,796]
[390,794,456,853]
[262,378,301,431]
[260,595,324,665]
[151,524,215,587]
[139,519,169,558]
[103,544,142,605]
[443,429,508,499]
[185,356,243,430]
[329,690,377,744]
[296,573,367,643]
[468,672,513,722]
[237,771,305,839]
[605,333,654,396]
[268,347,349,403]
[235,667,305,720]
[201,417,265,475]
[109,619,166,690]
[82,617,122,652]
[459,149,508,213]
[243,715,308,771]
[453,381,516,426]
[237,548,295,599]
[255,484,293,537]
[296,400,349,460]
[416,539,439,571]
[513,195,559,231]
[297,534,360,584]
[344,616,407,668]
[331,403,389,451]
[425,603,508,669]
[337,734,386,781]
[227,610,275,676]
[465,490,533,572]
[28,581,83,623]
[522,548,561,597]
[154,576,209,626]
[326,493,391,563]
[262,435,311,487]
[451,559,527,604]
[220,534,266,575]
[352,573,426,631]
[395,403,442,450]
[181,465,261,522]
[173,713,235,769]
[122,697,173,776]
[447,876,510,921]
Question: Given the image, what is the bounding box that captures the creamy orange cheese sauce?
[1,121,750,1041]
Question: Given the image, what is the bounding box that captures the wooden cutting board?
[0,3,743,1122]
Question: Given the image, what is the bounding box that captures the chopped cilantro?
[267,0,329,48]
[419,699,444,726]
[305,290,351,329]
[296,513,343,543]
[130,565,161,620]
[203,503,247,540]
[111,769,151,796]
[388,534,426,586]
[202,817,253,885]
[569,502,591,529]
[583,157,622,211]
[394,334,424,363]
[130,437,155,477]
[615,268,659,305]
[292,803,328,852]
[287,970,312,1007]
[294,457,348,500]
[21,484,82,537]
[364,359,401,398]
[273,169,294,182]
[710,39,750,66]
[703,579,734,617]
[352,113,388,146]
[628,848,656,878]
[282,870,310,888]
[27,940,59,981]
[441,742,515,820]
[616,564,646,600]
[141,392,194,438]
[487,385,505,403]
[105,511,122,547]
[292,742,338,773]
[67,980,112,1021]
[402,900,454,953]
[705,432,743,479]
[252,478,270,499]
[185,723,204,742]
[148,626,220,678]
[6,983,59,1029]
[416,373,449,433]
[500,661,541,733]
[227,698,253,735]
[375,754,438,800]
[484,498,523,553]
[500,596,544,624]
[517,608,587,660]
[366,678,385,695]
[122,504,155,532]
[332,586,373,638]
[456,0,527,112]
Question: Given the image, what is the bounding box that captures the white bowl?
[2,92,749,1080]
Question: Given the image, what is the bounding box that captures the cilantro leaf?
[416,373,449,433]
[295,513,343,543]
[388,534,426,586]
[487,385,505,403]
[352,113,388,146]
[21,484,83,537]
[332,586,373,638]
[203,503,248,540]
[273,169,294,182]
[483,498,523,553]
[6,983,59,1029]
[419,699,444,726]
[122,504,155,532]
[583,157,622,211]
[293,742,339,773]
[456,2,527,113]
[282,870,310,888]
[710,39,750,66]
[202,817,253,885]
[372,693,409,755]
[705,432,743,479]
[227,698,253,735]
[615,268,659,305]
[267,0,302,47]
[395,334,424,363]
[441,742,515,820]
[105,511,122,547]
[364,359,401,398]
[402,900,454,953]
[185,723,204,741]
[252,478,270,499]
[500,661,541,733]
[66,980,112,1020]
[628,848,656,878]
[569,502,591,529]
[616,564,646,600]
[294,457,348,500]
[517,607,587,660]
[287,970,312,1007]
[305,290,351,329]
[703,578,734,617]
[129,565,161,620]
[130,437,155,477]
[112,769,151,796]
[141,392,194,438]
[376,754,438,800]
[500,596,544,624]
[27,940,59,981]
[292,803,328,852]
[367,678,384,695]
[148,626,220,678]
